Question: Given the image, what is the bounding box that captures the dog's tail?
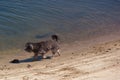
[51,35,59,42]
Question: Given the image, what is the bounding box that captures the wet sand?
[0,34,120,80]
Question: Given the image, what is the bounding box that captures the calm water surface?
[0,0,120,51]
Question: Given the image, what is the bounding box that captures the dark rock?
[10,59,20,63]
[27,64,32,68]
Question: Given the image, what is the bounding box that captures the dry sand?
[0,35,120,80]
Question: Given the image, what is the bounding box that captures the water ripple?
[0,0,120,51]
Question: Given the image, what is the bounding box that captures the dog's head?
[24,42,34,52]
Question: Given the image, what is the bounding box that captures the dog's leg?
[51,51,55,57]
[33,53,38,61]
[51,49,60,57]
[57,49,60,56]
[41,53,46,59]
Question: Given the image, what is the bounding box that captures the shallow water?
[0,0,120,51]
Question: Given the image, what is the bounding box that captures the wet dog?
[24,35,60,61]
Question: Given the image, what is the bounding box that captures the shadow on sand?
[10,56,52,64]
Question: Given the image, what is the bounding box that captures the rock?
[27,64,32,68]
[10,59,20,63]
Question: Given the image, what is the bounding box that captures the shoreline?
[0,34,120,80]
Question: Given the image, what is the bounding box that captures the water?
[0,0,120,51]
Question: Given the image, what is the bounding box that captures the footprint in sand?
[22,76,29,80]
[57,67,87,80]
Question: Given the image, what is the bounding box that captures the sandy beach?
[0,34,120,80]
[0,0,120,80]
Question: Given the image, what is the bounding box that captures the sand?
[0,35,120,80]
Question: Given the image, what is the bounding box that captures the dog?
[24,35,60,61]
